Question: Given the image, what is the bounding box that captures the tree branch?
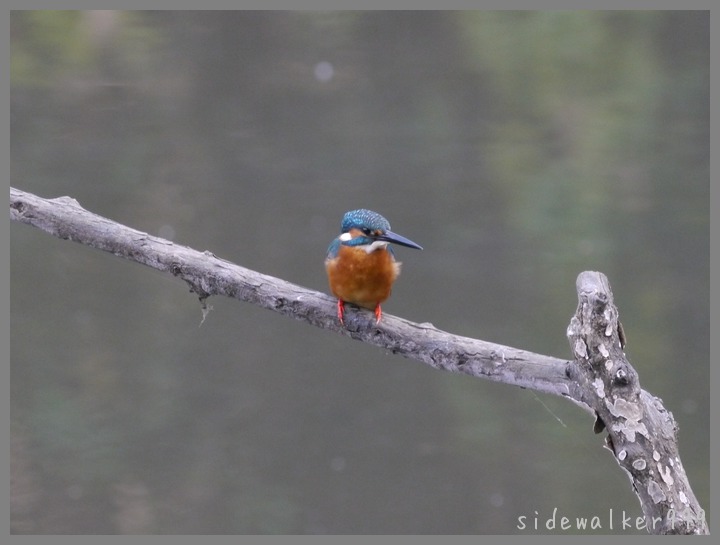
[9,187,574,396]
[9,187,708,534]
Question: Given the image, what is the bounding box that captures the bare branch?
[9,187,708,534]
[9,187,574,397]
[566,271,708,534]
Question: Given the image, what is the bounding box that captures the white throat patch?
[339,232,388,253]
[362,240,389,253]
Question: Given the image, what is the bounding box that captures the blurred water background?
[10,11,708,534]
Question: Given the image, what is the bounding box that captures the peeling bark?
[566,272,707,534]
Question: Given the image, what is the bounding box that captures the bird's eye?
[361,227,372,236]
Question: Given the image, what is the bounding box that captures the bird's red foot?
[337,299,346,325]
[336,300,382,325]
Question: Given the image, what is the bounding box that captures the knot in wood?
[613,367,629,386]
[10,199,27,215]
[589,290,609,311]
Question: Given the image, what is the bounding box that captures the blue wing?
[326,237,341,260]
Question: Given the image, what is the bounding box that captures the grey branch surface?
[10,187,708,534]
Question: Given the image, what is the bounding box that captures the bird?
[325,209,422,325]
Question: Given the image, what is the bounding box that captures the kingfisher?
[325,209,422,325]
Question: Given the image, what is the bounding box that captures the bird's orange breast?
[325,245,401,309]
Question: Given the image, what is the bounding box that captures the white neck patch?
[339,232,388,253]
[362,240,389,253]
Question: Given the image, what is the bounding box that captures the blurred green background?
[10,11,708,534]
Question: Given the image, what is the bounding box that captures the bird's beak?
[375,230,423,250]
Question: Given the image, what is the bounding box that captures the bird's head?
[338,209,423,253]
